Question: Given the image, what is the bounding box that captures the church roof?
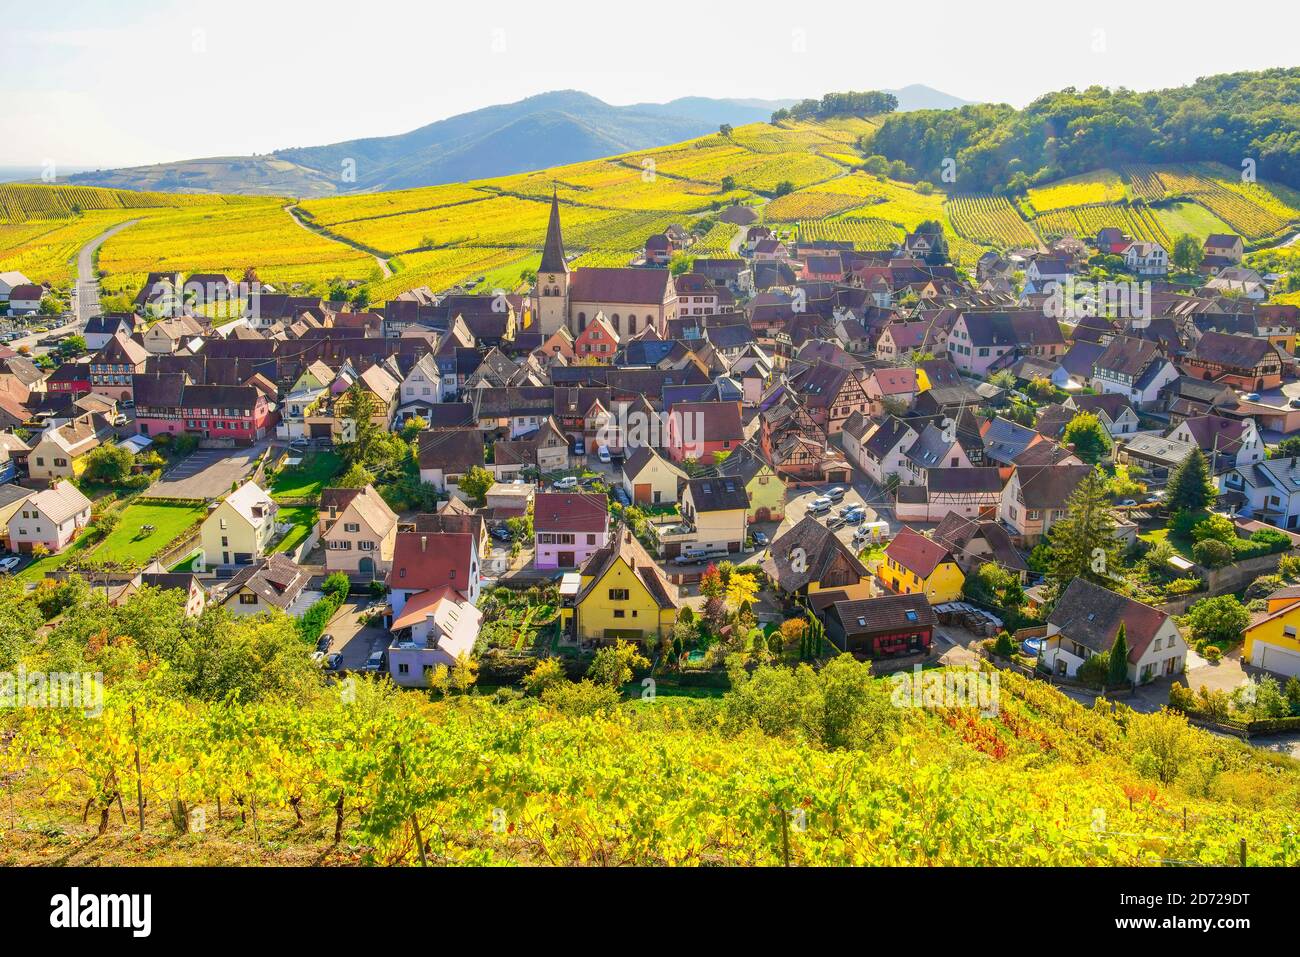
[539,189,568,274]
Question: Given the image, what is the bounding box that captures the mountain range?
[63,86,970,198]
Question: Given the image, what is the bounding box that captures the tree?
[337,383,379,465]
[718,124,733,138]
[772,181,795,197]
[1191,538,1232,569]
[1171,233,1204,273]
[586,640,649,688]
[1107,622,1130,687]
[523,657,566,696]
[336,462,374,489]
[1062,412,1110,465]
[1046,470,1120,588]
[399,416,427,442]
[1274,436,1300,459]
[458,465,494,506]
[57,335,87,357]
[1165,448,1216,513]
[1182,594,1250,648]
[81,444,134,485]
[720,175,736,191]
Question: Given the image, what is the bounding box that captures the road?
[74,218,138,322]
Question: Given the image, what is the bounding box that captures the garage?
[1252,641,1300,678]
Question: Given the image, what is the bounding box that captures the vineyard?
[1034,202,1172,247]
[0,182,252,222]
[945,195,1042,248]
[3,656,1298,866]
[796,216,904,249]
[1026,170,1129,213]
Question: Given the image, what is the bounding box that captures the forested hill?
[865,68,1300,193]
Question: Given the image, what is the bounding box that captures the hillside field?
[3,125,1299,303]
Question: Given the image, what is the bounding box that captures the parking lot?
[780,484,887,552]
[142,442,267,500]
[318,599,390,672]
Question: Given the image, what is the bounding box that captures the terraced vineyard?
[1027,170,1128,213]
[797,216,904,249]
[1034,202,1171,247]
[946,195,1041,248]
[0,182,253,222]
[1120,163,1300,241]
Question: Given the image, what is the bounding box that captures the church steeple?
[539,186,568,274]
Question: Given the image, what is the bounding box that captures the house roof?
[534,492,608,533]
[763,516,869,592]
[1012,463,1094,508]
[1048,577,1170,662]
[932,514,1027,572]
[28,480,91,524]
[320,487,363,515]
[669,400,743,444]
[389,531,476,593]
[570,268,671,305]
[220,481,276,525]
[884,527,956,579]
[223,554,308,611]
[622,444,685,482]
[1189,330,1277,369]
[1094,336,1161,378]
[830,593,936,637]
[416,428,484,474]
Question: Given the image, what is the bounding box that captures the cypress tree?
[1107,622,1130,688]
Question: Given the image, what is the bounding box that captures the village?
[2,190,1300,740]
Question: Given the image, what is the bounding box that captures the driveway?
[142,442,266,500]
[778,484,884,552]
[320,599,389,671]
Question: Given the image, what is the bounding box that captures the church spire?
[539,185,568,274]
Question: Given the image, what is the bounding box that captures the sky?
[1,0,1295,169]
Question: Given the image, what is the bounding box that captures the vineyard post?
[780,810,790,867]
[1239,838,1246,867]
[130,704,144,834]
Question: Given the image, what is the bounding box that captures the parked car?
[362,651,385,673]
[553,476,579,491]
[751,530,769,546]
[612,486,631,506]
[325,653,344,671]
[316,634,333,653]
[490,526,514,543]
[826,516,846,529]
[0,555,21,574]
[1244,392,1262,402]
[597,445,611,464]
[825,486,846,502]
[841,508,866,525]
[1117,498,1137,507]
[289,437,310,448]
[311,651,326,663]
[1289,397,1300,409]
[672,553,702,566]
[111,412,127,427]
[808,495,832,514]
[571,438,586,456]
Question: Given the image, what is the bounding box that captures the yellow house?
[716,444,786,523]
[1244,585,1300,678]
[562,526,679,647]
[878,527,965,603]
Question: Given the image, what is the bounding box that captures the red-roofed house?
[877,527,965,603]
[665,400,744,463]
[533,492,610,569]
[387,530,481,618]
[572,313,620,363]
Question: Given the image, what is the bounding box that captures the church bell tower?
[534,187,570,336]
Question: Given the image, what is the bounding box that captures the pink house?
[533,492,610,569]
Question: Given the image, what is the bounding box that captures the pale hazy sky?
[1,0,1295,168]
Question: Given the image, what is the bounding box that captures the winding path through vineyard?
[287,203,392,278]
[75,217,138,322]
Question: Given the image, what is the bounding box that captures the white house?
[1123,241,1168,277]
[0,271,31,303]
[1220,456,1300,530]
[1042,578,1185,684]
[394,353,445,422]
[387,591,483,688]
[200,481,278,569]
[6,481,91,553]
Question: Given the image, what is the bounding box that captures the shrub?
[1245,574,1284,600]
[1202,645,1223,663]
[1077,651,1110,689]
[322,572,350,604]
[992,630,1015,657]
[1191,538,1232,569]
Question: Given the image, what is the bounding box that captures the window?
[614,609,625,619]
[398,663,409,675]
[344,523,360,533]
[609,588,629,601]
[239,593,258,605]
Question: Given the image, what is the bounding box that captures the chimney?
[421,535,427,552]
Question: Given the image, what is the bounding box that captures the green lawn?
[94,503,207,566]
[15,533,96,583]
[272,505,318,554]
[1139,527,1195,562]
[270,451,343,501]
[1153,201,1235,243]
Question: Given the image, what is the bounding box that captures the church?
[533,192,680,339]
